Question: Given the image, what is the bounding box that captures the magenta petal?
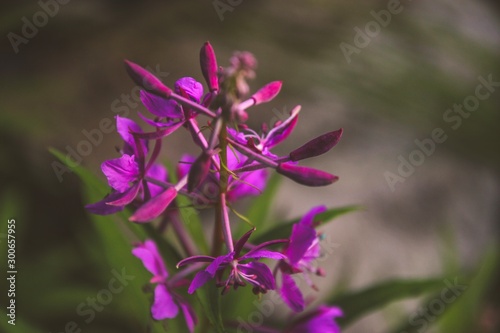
[240,249,287,261]
[289,305,343,333]
[206,252,233,276]
[175,77,204,102]
[124,60,172,99]
[132,239,168,279]
[265,105,300,148]
[239,262,276,290]
[129,187,177,222]
[228,168,268,201]
[140,90,182,118]
[300,205,327,227]
[179,301,197,333]
[226,127,248,145]
[85,192,125,215]
[280,274,304,312]
[116,115,146,155]
[151,284,178,320]
[101,155,140,192]
[146,163,168,198]
[251,81,282,105]
[200,42,219,92]
[106,182,141,206]
[287,223,317,265]
[188,271,212,294]
[276,163,337,187]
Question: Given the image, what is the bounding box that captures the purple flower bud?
[124,60,172,99]
[187,151,212,192]
[251,81,282,105]
[129,187,177,223]
[276,163,338,187]
[289,128,343,162]
[199,42,219,92]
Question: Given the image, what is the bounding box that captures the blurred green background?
[1,0,499,332]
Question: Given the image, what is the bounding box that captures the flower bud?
[129,187,177,223]
[124,60,172,98]
[289,128,343,162]
[251,81,282,105]
[276,163,338,187]
[187,151,212,192]
[200,41,219,92]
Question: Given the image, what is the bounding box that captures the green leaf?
[252,205,360,244]
[438,246,499,333]
[195,283,226,333]
[330,277,446,327]
[238,173,281,234]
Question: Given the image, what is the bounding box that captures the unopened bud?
[124,60,172,98]
[289,128,343,161]
[187,151,212,192]
[129,187,177,223]
[251,81,282,105]
[200,42,219,92]
[276,163,338,187]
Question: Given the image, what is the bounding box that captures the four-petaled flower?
[177,228,287,295]
[86,116,167,215]
[276,205,327,312]
[132,240,197,332]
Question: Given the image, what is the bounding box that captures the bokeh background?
[1,0,499,332]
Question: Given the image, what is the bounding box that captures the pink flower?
[132,240,197,332]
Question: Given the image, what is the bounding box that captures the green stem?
[212,121,234,255]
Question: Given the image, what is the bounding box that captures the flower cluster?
[86,42,343,332]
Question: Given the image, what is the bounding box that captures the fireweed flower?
[285,305,343,333]
[86,116,168,215]
[177,228,287,295]
[132,240,197,331]
[276,205,327,312]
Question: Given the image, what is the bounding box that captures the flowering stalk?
[87,42,345,332]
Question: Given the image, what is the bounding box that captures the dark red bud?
[276,163,338,187]
[200,41,219,92]
[251,81,282,105]
[187,151,212,192]
[289,128,343,162]
[124,60,172,98]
